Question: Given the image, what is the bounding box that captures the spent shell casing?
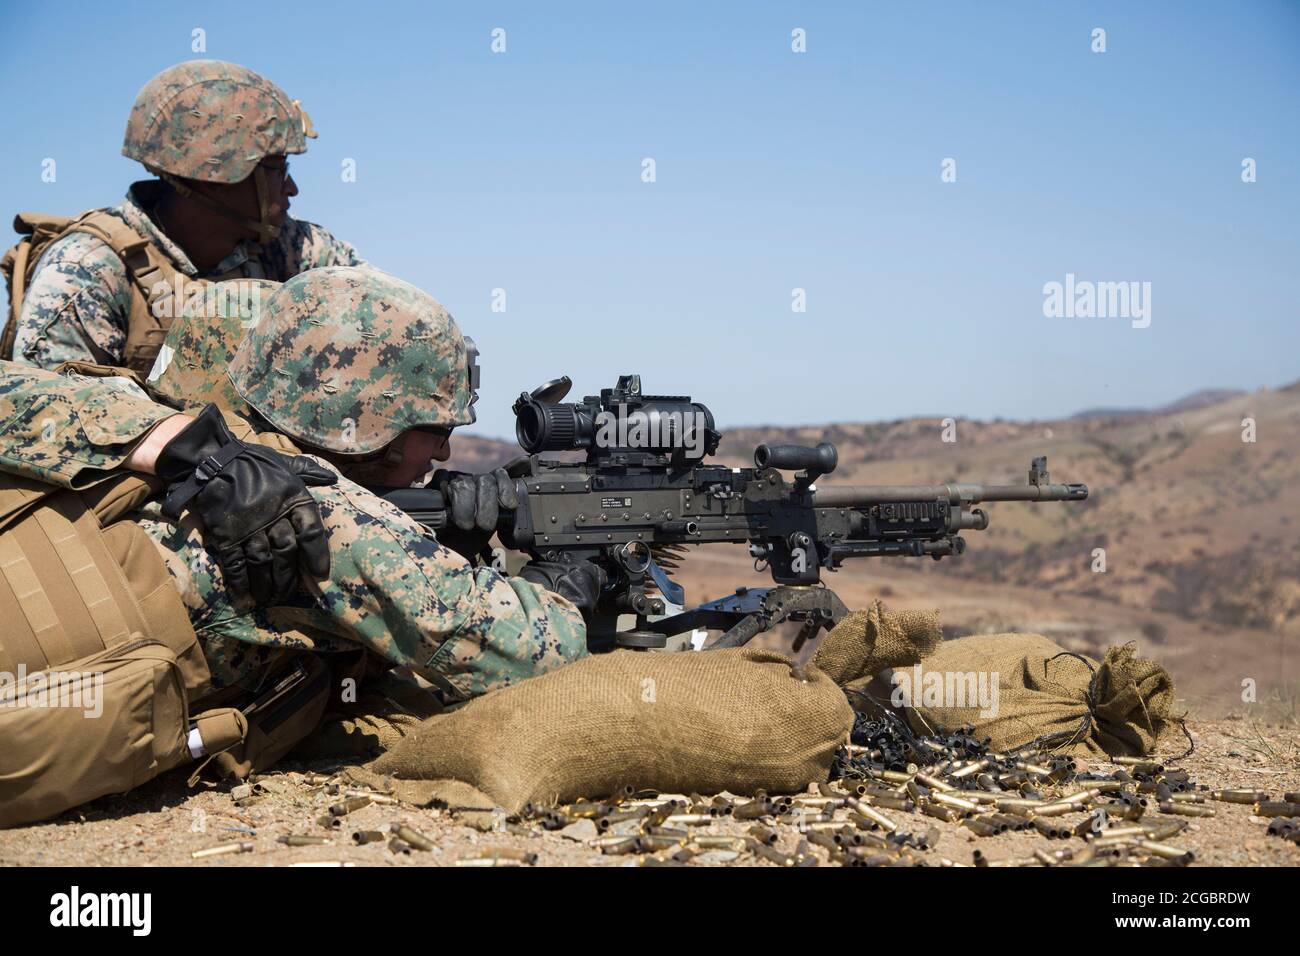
[1141,820,1188,841]
[596,807,651,829]
[931,791,979,813]
[646,825,691,839]
[863,793,915,812]
[1015,762,1053,777]
[317,815,342,829]
[790,796,846,810]
[1112,757,1163,771]
[873,770,912,784]
[328,796,371,817]
[394,824,435,850]
[782,811,836,825]
[914,772,955,793]
[1137,840,1194,864]
[563,801,616,819]
[803,830,842,853]
[1253,801,1300,818]
[278,834,331,846]
[848,799,898,832]
[1167,793,1206,804]
[453,858,524,867]
[692,835,748,849]
[749,841,796,866]
[592,834,639,847]
[833,827,866,847]
[464,847,539,864]
[748,825,779,846]
[995,797,1043,810]
[804,821,847,832]
[1033,849,1058,866]
[644,804,676,827]
[1159,802,1215,818]
[1118,800,1147,822]
[387,838,411,855]
[343,789,397,804]
[664,813,715,826]
[950,759,991,780]
[1283,792,1300,804]
[988,813,1030,831]
[962,818,999,838]
[351,830,386,845]
[1078,780,1128,793]
[1209,789,1269,805]
[1091,825,1147,840]
[637,835,686,852]
[732,800,775,821]
[191,841,254,859]
[1033,818,1069,839]
[600,837,642,855]
[920,802,959,823]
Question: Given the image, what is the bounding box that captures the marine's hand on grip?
[429,467,518,561]
[519,561,607,618]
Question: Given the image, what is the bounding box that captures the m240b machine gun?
[379,375,1088,652]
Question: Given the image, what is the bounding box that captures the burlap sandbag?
[901,633,1178,757]
[366,647,854,813]
[812,600,943,686]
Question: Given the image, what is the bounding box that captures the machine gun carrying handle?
[754,442,838,483]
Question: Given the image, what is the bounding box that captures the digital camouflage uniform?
[11,60,365,370]
[0,270,588,704]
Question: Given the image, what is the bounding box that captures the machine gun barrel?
[812,480,1088,507]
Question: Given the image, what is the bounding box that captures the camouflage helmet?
[123,60,313,184]
[145,278,281,412]
[227,267,478,454]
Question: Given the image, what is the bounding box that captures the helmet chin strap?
[334,433,411,486]
[158,165,280,244]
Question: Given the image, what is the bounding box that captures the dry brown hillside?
[441,383,1300,720]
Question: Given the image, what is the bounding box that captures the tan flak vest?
[1,210,200,374]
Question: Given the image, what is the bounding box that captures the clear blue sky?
[3,1,1297,439]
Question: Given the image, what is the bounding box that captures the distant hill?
[1069,388,1247,421]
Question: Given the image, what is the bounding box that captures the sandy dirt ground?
[1,717,1296,868]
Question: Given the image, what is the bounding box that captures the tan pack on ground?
[0,472,246,828]
[364,646,855,814]
[900,632,1179,758]
[1,210,196,374]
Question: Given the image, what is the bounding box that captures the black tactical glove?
[430,467,518,561]
[518,561,607,617]
[155,404,337,610]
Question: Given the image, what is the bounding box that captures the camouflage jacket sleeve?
[135,471,589,702]
[0,361,178,487]
[268,217,367,276]
[11,232,133,369]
